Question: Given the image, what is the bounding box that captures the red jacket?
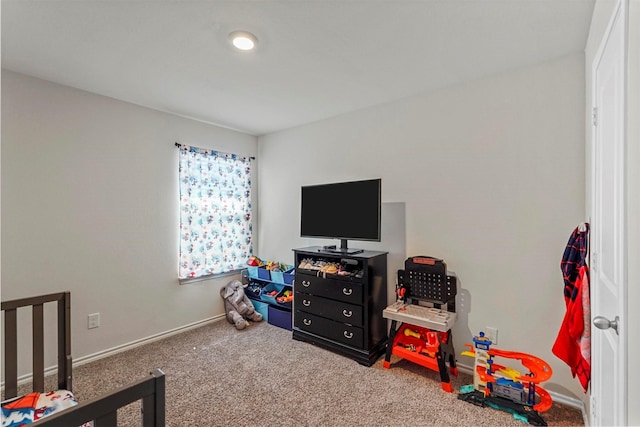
[552,225,591,392]
[552,265,590,392]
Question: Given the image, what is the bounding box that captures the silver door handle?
[342,309,353,317]
[343,331,353,339]
[342,288,352,296]
[594,315,619,335]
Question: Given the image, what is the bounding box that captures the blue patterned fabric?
[178,145,253,279]
[560,223,589,301]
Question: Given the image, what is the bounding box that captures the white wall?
[258,54,587,400]
[1,70,257,373]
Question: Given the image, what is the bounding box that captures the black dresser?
[292,246,388,366]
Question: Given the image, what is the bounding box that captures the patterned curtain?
[178,145,253,279]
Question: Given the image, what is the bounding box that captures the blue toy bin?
[270,270,285,284]
[268,305,292,330]
[245,282,263,301]
[247,266,270,281]
[270,266,294,284]
[282,268,295,285]
[251,300,269,322]
[260,283,283,305]
[275,288,293,309]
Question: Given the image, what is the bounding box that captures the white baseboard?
[454,362,475,376]
[3,315,225,390]
[74,315,224,367]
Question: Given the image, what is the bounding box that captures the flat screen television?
[300,178,381,254]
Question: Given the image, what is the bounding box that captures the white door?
[591,0,627,425]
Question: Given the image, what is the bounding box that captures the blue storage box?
[260,283,283,305]
[270,270,285,284]
[245,282,263,301]
[275,287,293,309]
[247,266,270,280]
[270,266,294,284]
[268,305,292,330]
[283,268,295,285]
[251,300,269,322]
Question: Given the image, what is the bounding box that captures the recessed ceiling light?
[229,31,258,51]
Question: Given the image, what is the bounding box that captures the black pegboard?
[398,256,457,305]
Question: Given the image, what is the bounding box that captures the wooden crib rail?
[33,369,166,427]
[1,291,72,399]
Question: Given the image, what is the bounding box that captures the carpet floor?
[64,319,584,426]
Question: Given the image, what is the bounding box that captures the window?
[178,145,253,279]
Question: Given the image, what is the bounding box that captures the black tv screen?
[300,179,381,248]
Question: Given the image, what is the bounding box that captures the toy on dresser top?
[297,258,364,278]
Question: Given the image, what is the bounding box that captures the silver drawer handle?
[343,331,353,339]
[302,280,310,287]
[303,319,312,326]
[342,288,352,296]
[303,299,311,307]
[342,309,353,317]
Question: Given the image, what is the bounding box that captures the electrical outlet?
[485,326,498,345]
[88,313,100,329]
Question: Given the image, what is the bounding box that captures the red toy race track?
[459,332,554,426]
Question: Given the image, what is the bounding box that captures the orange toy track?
[532,386,552,412]
[488,348,553,384]
[473,348,553,412]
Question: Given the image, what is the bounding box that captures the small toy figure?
[220,280,263,330]
[247,256,264,267]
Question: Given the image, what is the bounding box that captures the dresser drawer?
[294,291,363,326]
[294,311,364,348]
[295,273,363,304]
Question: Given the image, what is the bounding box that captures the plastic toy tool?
[458,332,553,426]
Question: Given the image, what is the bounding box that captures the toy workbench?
[382,256,458,392]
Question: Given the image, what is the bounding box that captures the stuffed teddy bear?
[220,280,263,330]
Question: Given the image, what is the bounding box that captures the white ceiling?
[2,0,595,136]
